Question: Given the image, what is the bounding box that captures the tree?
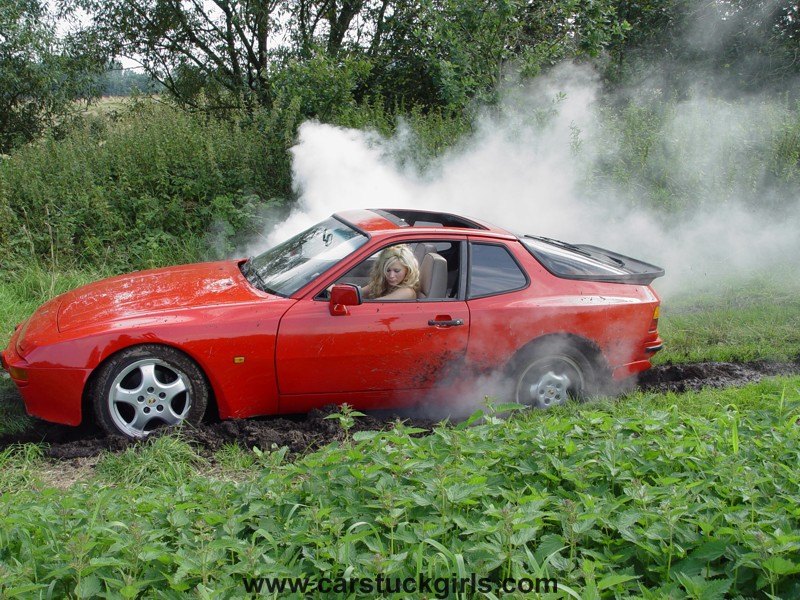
[362,0,628,108]
[0,0,105,152]
[72,0,633,114]
[72,0,383,111]
[605,0,800,93]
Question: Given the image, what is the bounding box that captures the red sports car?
[2,209,664,438]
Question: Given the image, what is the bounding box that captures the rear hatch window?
[521,236,664,285]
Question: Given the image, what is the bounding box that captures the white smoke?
[263,62,800,300]
[274,63,598,242]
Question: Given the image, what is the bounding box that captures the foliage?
[0,100,286,273]
[58,0,800,117]
[0,0,106,152]
[68,0,633,114]
[587,94,800,213]
[1,250,799,598]
[324,403,366,442]
[271,51,374,121]
[0,96,479,274]
[69,0,383,111]
[2,2,800,593]
[4,0,800,156]
[1,381,800,597]
[8,90,800,274]
[2,2,799,279]
[606,0,800,92]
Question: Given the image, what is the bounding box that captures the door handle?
[428,318,464,327]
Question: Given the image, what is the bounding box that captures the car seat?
[417,252,448,299]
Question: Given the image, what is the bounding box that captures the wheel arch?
[508,333,610,391]
[81,342,220,426]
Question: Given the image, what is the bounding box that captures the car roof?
[334,208,513,237]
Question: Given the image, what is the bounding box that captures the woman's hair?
[366,244,420,298]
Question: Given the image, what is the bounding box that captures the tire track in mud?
[1,360,799,461]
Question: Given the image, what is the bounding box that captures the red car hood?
[57,260,259,332]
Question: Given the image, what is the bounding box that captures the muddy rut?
[1,360,798,462]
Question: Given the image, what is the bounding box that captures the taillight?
[649,305,660,332]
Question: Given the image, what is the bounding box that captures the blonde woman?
[362,245,420,300]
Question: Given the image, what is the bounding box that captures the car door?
[275,240,469,396]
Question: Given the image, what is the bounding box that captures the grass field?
[655,268,800,364]
[1,267,799,598]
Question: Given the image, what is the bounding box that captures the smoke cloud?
[267,59,799,300]
[246,3,800,415]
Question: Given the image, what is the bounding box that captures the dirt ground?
[1,360,799,464]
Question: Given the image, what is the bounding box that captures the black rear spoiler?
[572,244,665,285]
[522,235,666,285]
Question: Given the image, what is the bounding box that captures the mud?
[0,405,435,461]
[635,360,800,393]
[1,360,799,462]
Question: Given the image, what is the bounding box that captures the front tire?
[511,341,595,408]
[91,345,209,439]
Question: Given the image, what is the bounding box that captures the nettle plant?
[1,383,800,598]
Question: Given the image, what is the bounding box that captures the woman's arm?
[378,286,417,300]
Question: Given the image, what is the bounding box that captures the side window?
[325,240,462,301]
[468,243,528,299]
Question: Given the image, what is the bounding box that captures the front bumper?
[2,341,88,426]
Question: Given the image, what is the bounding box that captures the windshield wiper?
[241,258,267,290]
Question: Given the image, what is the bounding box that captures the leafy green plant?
[324,403,366,443]
[1,378,800,598]
[0,101,282,274]
[1,263,800,596]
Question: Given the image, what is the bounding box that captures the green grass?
[1,379,799,598]
[0,443,45,491]
[656,268,800,364]
[0,266,103,343]
[93,434,210,488]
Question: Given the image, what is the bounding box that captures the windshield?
[243,217,368,296]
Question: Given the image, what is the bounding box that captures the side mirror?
[329,284,362,315]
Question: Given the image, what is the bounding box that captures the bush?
[4,92,799,274]
[588,95,800,214]
[0,100,285,273]
[0,97,476,274]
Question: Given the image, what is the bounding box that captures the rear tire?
[91,345,209,439]
[511,341,595,408]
